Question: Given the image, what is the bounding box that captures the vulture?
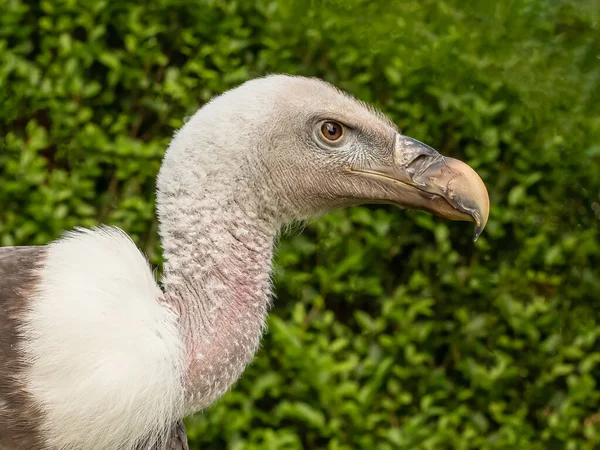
[0,75,489,449]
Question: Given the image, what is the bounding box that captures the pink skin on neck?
[161,212,277,414]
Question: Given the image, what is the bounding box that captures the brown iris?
[320,121,344,141]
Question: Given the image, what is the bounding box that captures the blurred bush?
[1,0,599,448]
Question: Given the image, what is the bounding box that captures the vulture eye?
[320,121,344,142]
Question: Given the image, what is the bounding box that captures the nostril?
[394,135,441,169]
[406,154,431,170]
[405,154,444,179]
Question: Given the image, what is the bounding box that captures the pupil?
[321,121,342,141]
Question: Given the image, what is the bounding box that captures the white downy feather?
[21,226,185,450]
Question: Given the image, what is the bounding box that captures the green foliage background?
[2,0,600,448]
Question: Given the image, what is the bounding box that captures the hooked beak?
[351,135,490,241]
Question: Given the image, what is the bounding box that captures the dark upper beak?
[351,135,490,241]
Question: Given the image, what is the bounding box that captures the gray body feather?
[0,246,45,450]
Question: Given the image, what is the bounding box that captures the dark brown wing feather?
[0,246,46,449]
[134,420,189,450]
[165,420,189,450]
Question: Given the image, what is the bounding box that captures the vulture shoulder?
[0,229,187,450]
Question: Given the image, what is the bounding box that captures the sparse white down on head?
[0,75,489,450]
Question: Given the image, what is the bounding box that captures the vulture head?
[158,75,489,240]
[0,74,490,450]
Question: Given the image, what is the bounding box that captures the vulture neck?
[157,161,281,414]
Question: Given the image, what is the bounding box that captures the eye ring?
[320,121,344,142]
